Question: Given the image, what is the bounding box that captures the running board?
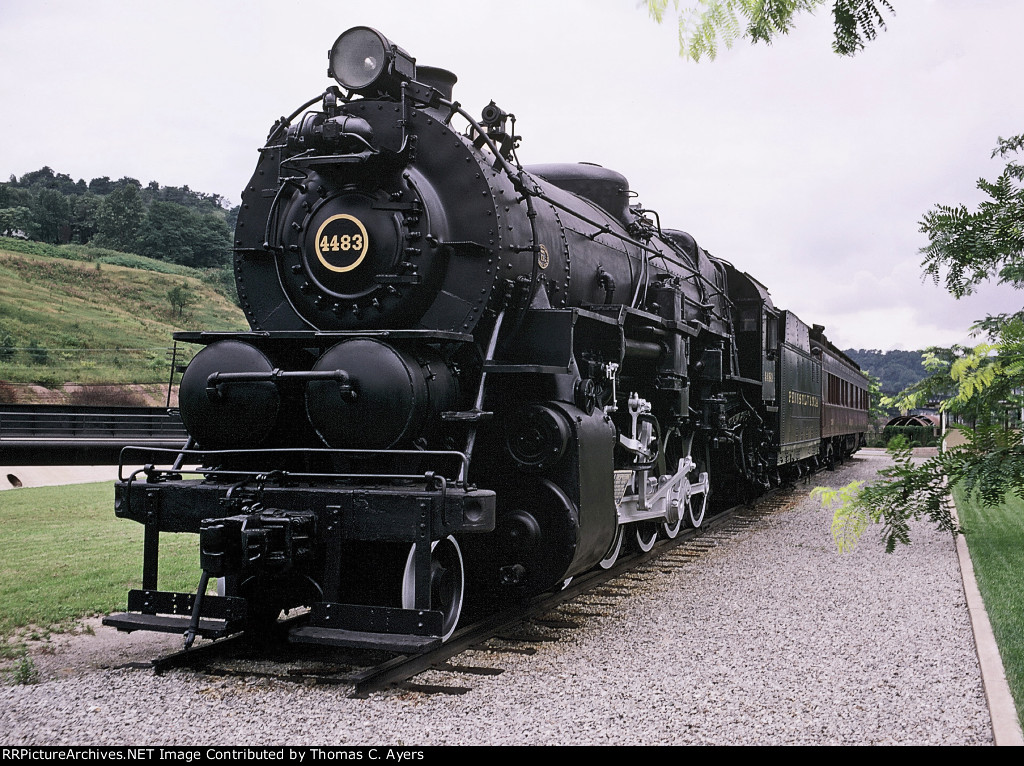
[102,589,249,639]
[289,625,441,653]
[103,612,234,639]
[288,602,445,653]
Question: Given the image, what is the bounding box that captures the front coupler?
[104,468,495,651]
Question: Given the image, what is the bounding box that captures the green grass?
[0,238,246,386]
[0,481,202,641]
[953,485,1024,726]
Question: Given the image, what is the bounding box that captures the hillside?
[842,348,928,396]
[0,237,246,397]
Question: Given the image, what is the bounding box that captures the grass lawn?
[954,485,1024,726]
[0,481,200,644]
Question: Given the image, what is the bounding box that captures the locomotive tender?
[105,27,868,652]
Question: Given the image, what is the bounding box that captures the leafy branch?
[645,0,894,61]
[920,137,1024,298]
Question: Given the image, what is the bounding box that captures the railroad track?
[123,485,800,697]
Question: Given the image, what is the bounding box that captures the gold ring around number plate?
[314,214,370,273]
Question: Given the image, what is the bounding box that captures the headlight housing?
[328,27,415,95]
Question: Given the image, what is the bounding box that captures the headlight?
[328,27,415,94]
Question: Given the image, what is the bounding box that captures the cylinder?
[305,339,458,450]
[178,340,281,448]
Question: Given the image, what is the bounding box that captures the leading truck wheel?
[401,536,465,642]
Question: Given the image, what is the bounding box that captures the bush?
[6,651,39,686]
[57,333,85,348]
[865,432,888,448]
[26,341,48,366]
[0,330,14,362]
[885,433,910,451]
[882,424,938,448]
[29,372,62,388]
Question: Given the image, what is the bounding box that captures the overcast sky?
[3,0,1023,351]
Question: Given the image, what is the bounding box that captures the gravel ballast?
[0,451,994,745]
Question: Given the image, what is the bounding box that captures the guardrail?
[0,405,188,465]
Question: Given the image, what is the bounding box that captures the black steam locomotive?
[105,28,868,652]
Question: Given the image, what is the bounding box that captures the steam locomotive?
[105,27,868,652]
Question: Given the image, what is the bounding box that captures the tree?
[920,135,1024,299]
[15,166,83,196]
[93,181,144,252]
[844,348,930,396]
[822,135,1024,551]
[88,176,116,195]
[136,201,196,264]
[863,370,886,426]
[189,212,232,267]
[28,188,71,244]
[0,182,32,210]
[166,282,195,318]
[883,335,1024,431]
[2,169,233,256]
[135,201,232,267]
[15,166,56,189]
[69,193,102,244]
[645,0,894,61]
[224,204,240,234]
[0,206,32,237]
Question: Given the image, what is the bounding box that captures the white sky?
[2,0,1022,351]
